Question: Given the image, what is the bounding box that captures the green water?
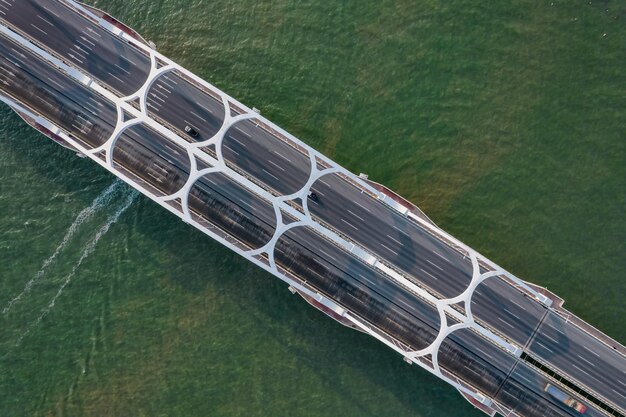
[1,1,624,416]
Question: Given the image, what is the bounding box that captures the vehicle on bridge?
[184,125,199,137]
[544,383,587,414]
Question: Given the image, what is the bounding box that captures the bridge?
[0,1,624,416]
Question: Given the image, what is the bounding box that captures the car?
[544,383,587,414]
[307,191,318,202]
[184,125,199,137]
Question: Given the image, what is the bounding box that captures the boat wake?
[14,189,138,346]
[2,180,124,315]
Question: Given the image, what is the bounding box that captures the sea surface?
[1,1,624,416]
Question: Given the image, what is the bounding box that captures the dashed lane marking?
[36,14,54,26]
[420,268,439,281]
[267,159,285,172]
[223,144,239,156]
[273,150,292,163]
[576,354,595,368]
[426,259,443,271]
[29,24,47,36]
[497,316,516,330]
[582,344,601,358]
[261,168,280,181]
[380,243,398,255]
[340,218,359,231]
[347,209,364,222]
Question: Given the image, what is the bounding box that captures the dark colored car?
[184,125,199,137]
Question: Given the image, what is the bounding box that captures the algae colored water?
[1,1,624,416]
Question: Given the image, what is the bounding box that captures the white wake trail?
[2,180,123,315]
[15,190,138,346]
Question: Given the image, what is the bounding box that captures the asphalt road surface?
[0,0,151,96]
[529,312,626,412]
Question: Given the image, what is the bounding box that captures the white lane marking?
[352,199,373,213]
[29,24,47,36]
[433,251,450,263]
[150,93,166,103]
[386,234,402,246]
[305,266,325,279]
[85,27,102,38]
[261,168,280,181]
[576,354,595,368]
[42,5,61,18]
[227,135,246,147]
[571,363,590,376]
[474,290,483,296]
[114,64,130,74]
[618,380,626,387]
[497,316,516,330]
[317,248,337,262]
[611,389,626,400]
[75,40,93,52]
[82,30,100,43]
[546,321,567,336]
[68,53,83,64]
[273,150,292,163]
[73,43,90,55]
[162,74,178,84]
[79,35,95,47]
[267,160,285,172]
[5,54,22,68]
[502,308,521,320]
[107,72,126,84]
[425,259,443,271]
[237,198,257,212]
[582,344,600,358]
[146,171,163,183]
[391,224,408,236]
[319,179,331,188]
[508,298,528,311]
[36,14,54,26]
[380,243,398,255]
[70,46,86,58]
[223,144,239,156]
[197,102,215,114]
[542,332,558,344]
[233,127,251,139]
[118,54,139,67]
[190,110,207,122]
[146,102,161,112]
[347,209,364,222]
[340,218,359,231]
[420,268,439,281]
[156,83,172,94]
[0,9,5,15]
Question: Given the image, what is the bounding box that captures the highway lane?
[0,32,116,148]
[497,362,601,417]
[310,172,549,346]
[471,276,548,348]
[222,118,312,196]
[529,312,626,412]
[145,70,313,196]
[0,0,151,96]
[147,70,226,141]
